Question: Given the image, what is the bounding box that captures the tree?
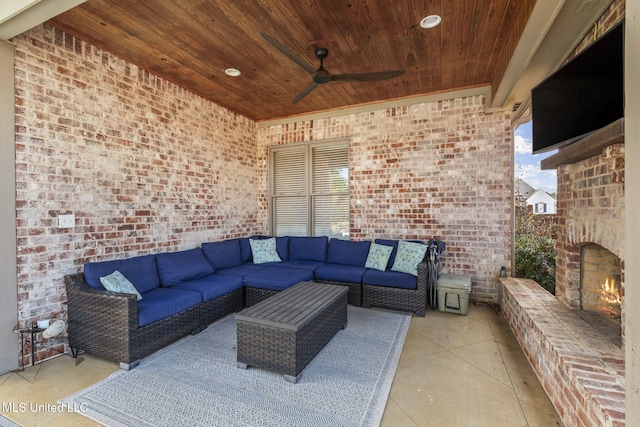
[514,198,556,294]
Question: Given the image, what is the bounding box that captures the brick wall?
[555,143,625,306]
[258,98,514,302]
[13,25,260,363]
[12,24,514,364]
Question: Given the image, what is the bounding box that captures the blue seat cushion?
[277,260,327,271]
[315,264,368,284]
[362,269,417,290]
[84,254,160,294]
[137,288,201,327]
[155,248,215,287]
[214,264,269,278]
[170,274,244,302]
[327,239,371,266]
[289,236,328,262]
[202,239,242,269]
[244,267,313,291]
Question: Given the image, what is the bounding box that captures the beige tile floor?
[0,303,562,426]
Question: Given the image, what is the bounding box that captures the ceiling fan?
[260,32,406,104]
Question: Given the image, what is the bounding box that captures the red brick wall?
[258,98,514,302]
[555,144,625,334]
[13,24,514,363]
[13,25,260,362]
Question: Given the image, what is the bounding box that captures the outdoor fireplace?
[499,122,626,426]
[553,132,625,346]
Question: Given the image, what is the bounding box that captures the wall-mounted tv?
[531,20,624,154]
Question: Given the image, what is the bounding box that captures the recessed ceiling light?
[420,15,441,29]
[225,68,241,77]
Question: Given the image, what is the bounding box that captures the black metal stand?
[18,326,44,368]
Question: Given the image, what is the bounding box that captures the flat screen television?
[531,20,624,154]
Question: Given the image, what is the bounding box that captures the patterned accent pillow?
[391,241,427,276]
[100,270,143,300]
[365,243,394,271]
[250,237,282,264]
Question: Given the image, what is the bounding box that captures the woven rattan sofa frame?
[246,280,360,308]
[64,273,244,369]
[361,261,428,317]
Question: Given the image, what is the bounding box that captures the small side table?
[17,326,44,368]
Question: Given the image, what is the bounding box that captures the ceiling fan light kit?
[261,32,406,104]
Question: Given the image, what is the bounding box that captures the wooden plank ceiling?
[48,0,535,122]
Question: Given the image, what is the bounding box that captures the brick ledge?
[499,277,625,427]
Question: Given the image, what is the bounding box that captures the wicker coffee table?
[235,281,348,383]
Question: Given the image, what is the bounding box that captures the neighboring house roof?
[515,179,536,199]
[528,189,557,201]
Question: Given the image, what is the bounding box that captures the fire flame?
[602,277,621,305]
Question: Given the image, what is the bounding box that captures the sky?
[514,121,557,194]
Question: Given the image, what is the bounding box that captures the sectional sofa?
[64,236,433,369]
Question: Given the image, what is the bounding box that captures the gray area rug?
[0,415,20,427]
[61,305,410,427]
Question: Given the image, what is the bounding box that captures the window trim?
[268,138,350,237]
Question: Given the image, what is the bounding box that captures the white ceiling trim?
[490,0,566,109]
[0,0,86,40]
[257,85,496,128]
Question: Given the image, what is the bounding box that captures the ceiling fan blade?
[260,32,317,75]
[292,82,319,104]
[331,70,406,82]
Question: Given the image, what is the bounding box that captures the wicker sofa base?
[200,287,245,328]
[236,282,348,383]
[362,262,428,317]
[245,287,279,307]
[65,273,241,369]
[313,279,361,306]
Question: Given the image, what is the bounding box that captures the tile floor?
[0,303,562,426]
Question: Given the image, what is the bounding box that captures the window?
[269,140,349,238]
[535,202,547,213]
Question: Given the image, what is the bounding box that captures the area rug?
[0,415,20,427]
[61,305,411,427]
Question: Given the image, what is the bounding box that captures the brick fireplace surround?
[501,138,626,427]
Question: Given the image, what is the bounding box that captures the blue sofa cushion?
[239,238,253,263]
[137,288,202,327]
[84,254,160,294]
[244,267,313,291]
[327,239,371,266]
[170,274,244,302]
[214,264,269,278]
[289,236,328,262]
[202,239,242,269]
[315,264,368,284]
[277,260,326,271]
[275,236,290,261]
[362,269,417,290]
[155,248,215,287]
